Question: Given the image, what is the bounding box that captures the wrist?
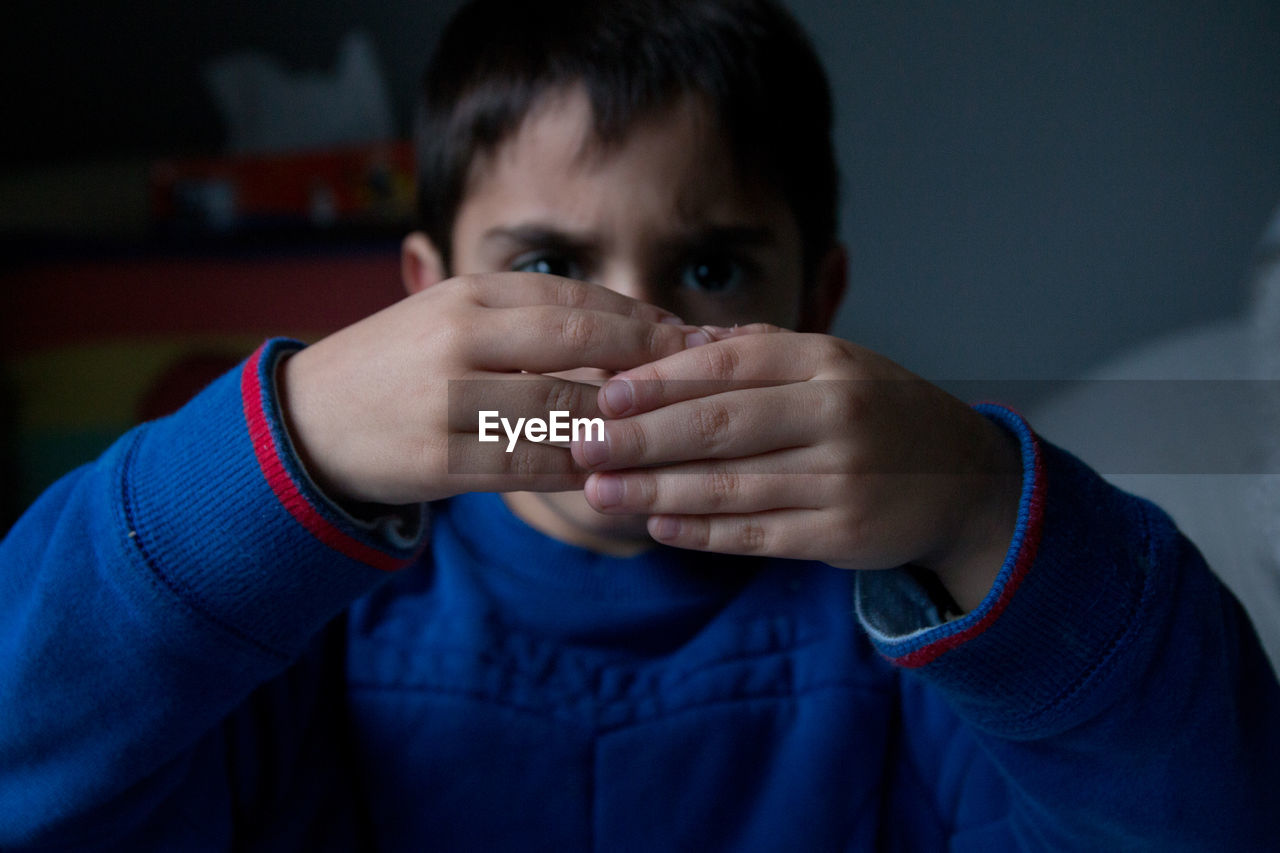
[921,414,1023,613]
[277,344,359,505]
[276,345,425,533]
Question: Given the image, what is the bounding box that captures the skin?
[283,86,1021,612]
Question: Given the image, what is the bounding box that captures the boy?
[1,0,1276,849]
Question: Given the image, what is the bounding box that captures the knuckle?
[685,519,711,548]
[700,341,741,380]
[814,335,854,369]
[736,519,768,552]
[690,402,733,450]
[627,299,656,320]
[560,311,598,350]
[704,468,739,509]
[645,322,671,357]
[633,473,658,508]
[544,380,582,415]
[556,278,589,309]
[435,322,472,366]
[459,276,484,304]
[822,373,873,426]
[507,444,540,478]
[817,387,857,427]
[820,438,862,478]
[821,334,851,359]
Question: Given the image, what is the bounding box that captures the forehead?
[454,87,795,241]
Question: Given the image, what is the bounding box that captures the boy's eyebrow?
[481,223,779,251]
[676,224,778,250]
[481,225,596,252]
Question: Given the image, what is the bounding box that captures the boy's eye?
[511,254,583,280]
[680,257,744,293]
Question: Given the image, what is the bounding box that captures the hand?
[279,273,706,507]
[571,326,1022,611]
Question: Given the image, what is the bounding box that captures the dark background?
[4,0,1279,384]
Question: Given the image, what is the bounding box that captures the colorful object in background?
[150,142,416,233]
[1,245,404,526]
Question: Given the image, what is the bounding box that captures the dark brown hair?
[415,0,839,281]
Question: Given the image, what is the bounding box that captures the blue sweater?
[1,338,1277,850]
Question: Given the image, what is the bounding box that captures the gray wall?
[792,0,1280,389]
[6,0,1279,394]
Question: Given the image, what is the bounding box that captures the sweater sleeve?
[855,405,1280,850]
[0,339,425,847]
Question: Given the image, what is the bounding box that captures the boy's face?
[406,86,843,552]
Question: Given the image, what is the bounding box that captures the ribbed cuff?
[122,339,426,657]
[856,406,1154,737]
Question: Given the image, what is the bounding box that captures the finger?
[598,331,846,418]
[583,452,830,515]
[573,384,830,471]
[465,272,684,325]
[445,432,588,492]
[646,508,837,561]
[447,374,603,439]
[475,306,712,373]
[698,322,790,340]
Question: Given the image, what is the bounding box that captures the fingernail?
[602,378,633,415]
[593,476,624,508]
[658,312,686,325]
[580,428,610,466]
[685,329,711,347]
[650,516,680,540]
